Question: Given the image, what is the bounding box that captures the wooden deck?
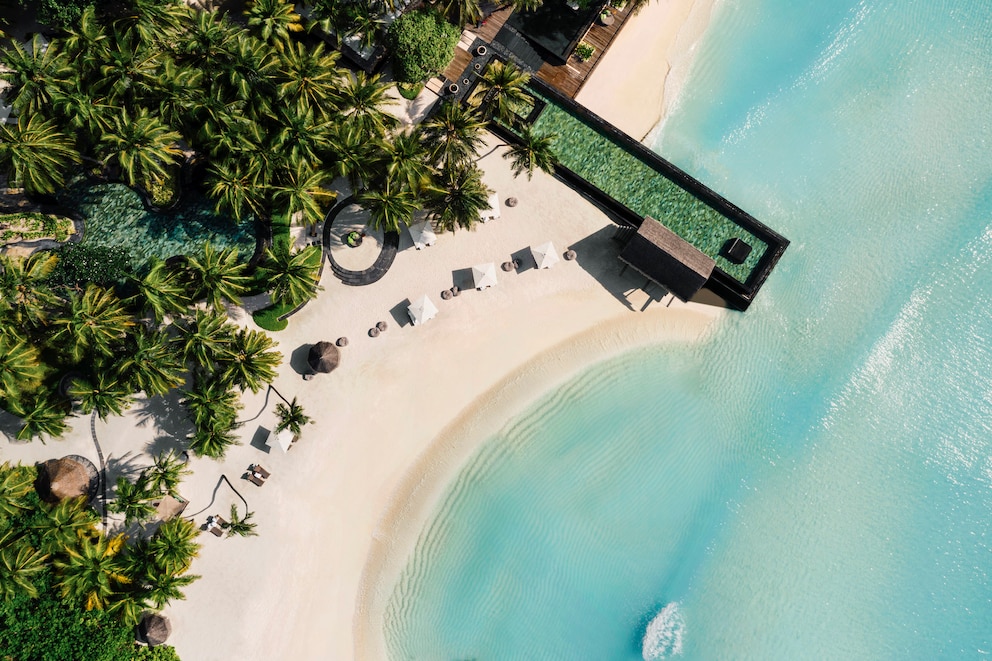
[535,3,635,98]
[438,2,635,100]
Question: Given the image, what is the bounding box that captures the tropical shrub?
[387,10,460,84]
[47,244,133,289]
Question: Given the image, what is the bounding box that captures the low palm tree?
[0,462,35,519]
[275,41,342,117]
[131,258,191,323]
[470,61,532,125]
[101,107,183,188]
[219,329,282,393]
[503,127,558,180]
[55,533,131,611]
[143,564,199,609]
[188,424,239,459]
[0,531,48,599]
[108,476,156,526]
[376,129,432,196]
[329,122,374,190]
[147,517,200,575]
[176,309,234,367]
[0,115,82,195]
[8,391,70,441]
[425,164,493,233]
[206,160,264,222]
[438,0,482,29]
[32,496,99,556]
[67,369,134,421]
[184,243,250,312]
[0,331,44,402]
[245,0,304,48]
[183,373,242,431]
[421,101,487,172]
[116,327,186,398]
[338,72,397,140]
[225,504,258,538]
[0,34,72,115]
[272,161,333,235]
[0,251,61,329]
[51,284,134,363]
[143,451,191,497]
[257,247,323,308]
[274,396,311,437]
[358,179,418,234]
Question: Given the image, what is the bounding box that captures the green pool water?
[61,181,257,270]
[528,92,768,283]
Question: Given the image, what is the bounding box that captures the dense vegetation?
[387,10,460,84]
[0,462,190,659]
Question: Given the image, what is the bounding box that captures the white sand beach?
[576,0,719,140]
[0,8,724,658]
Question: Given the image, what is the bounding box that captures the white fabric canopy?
[531,241,559,269]
[266,428,294,453]
[480,193,501,222]
[472,262,498,290]
[407,294,438,325]
[408,219,437,250]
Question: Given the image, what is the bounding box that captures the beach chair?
[246,472,265,487]
[252,464,271,479]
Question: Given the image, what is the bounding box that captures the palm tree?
[175,309,234,367]
[503,127,558,180]
[245,0,304,48]
[219,329,282,393]
[183,373,242,431]
[329,122,374,190]
[8,391,70,441]
[96,29,160,104]
[143,565,199,609]
[337,72,397,139]
[116,327,186,398]
[0,462,35,519]
[273,162,334,235]
[55,533,131,611]
[0,35,72,115]
[0,531,48,599]
[100,107,182,188]
[67,369,134,421]
[438,0,482,29]
[51,284,134,363]
[271,105,333,167]
[32,496,99,557]
[257,247,323,308]
[108,476,156,525]
[274,396,311,437]
[147,517,200,575]
[0,115,81,195]
[184,243,250,312]
[470,61,532,125]
[375,129,432,195]
[425,164,493,233]
[275,41,341,116]
[143,451,191,497]
[205,159,264,222]
[131,258,191,323]
[0,251,60,329]
[188,424,239,459]
[0,331,44,402]
[358,178,418,234]
[421,101,487,172]
[225,504,258,538]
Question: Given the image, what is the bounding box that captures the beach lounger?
[209,524,223,536]
[252,464,271,479]
[246,472,265,487]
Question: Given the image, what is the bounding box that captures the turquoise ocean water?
[384,1,992,658]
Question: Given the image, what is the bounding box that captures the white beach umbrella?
[531,241,559,269]
[472,262,498,290]
[408,219,437,250]
[407,294,439,325]
[266,428,294,453]
[480,193,501,222]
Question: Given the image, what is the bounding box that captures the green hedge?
[387,10,460,84]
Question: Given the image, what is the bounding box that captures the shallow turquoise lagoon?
[385,1,992,659]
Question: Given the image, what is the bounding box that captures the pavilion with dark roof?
[618,216,716,302]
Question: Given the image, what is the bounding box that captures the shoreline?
[576,0,720,141]
[353,302,718,659]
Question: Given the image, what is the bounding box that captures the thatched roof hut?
[138,613,172,646]
[35,455,98,503]
[619,217,716,302]
[307,341,340,373]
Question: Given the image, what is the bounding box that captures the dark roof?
[505,0,600,64]
[721,237,752,265]
[619,217,716,302]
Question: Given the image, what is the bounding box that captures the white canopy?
[407,294,438,325]
[531,241,559,269]
[408,218,437,250]
[480,193,501,222]
[266,428,294,453]
[472,262,498,290]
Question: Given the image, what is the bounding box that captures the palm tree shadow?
[104,451,146,486]
[132,390,193,440]
[145,434,188,458]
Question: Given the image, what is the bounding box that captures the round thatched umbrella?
[369,327,380,337]
[307,341,341,374]
[376,320,388,332]
[35,455,98,503]
[138,613,172,646]
[441,289,452,300]
[336,337,349,347]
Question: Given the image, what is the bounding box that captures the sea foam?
[642,602,685,660]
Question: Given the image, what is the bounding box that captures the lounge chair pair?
[207,515,227,537]
[246,464,271,486]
